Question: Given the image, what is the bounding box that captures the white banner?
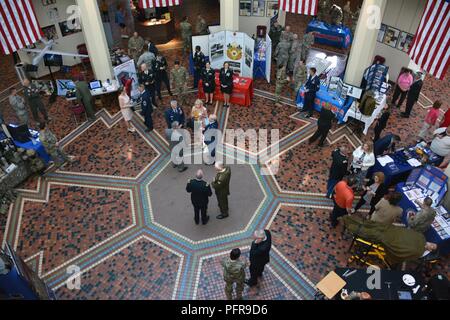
[225,31,245,74]
[242,34,255,78]
[113,59,139,99]
[265,33,272,83]
[209,31,226,70]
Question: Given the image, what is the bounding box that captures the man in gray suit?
[165,121,188,172]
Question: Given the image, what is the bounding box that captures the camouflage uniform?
[274,40,291,68]
[9,94,29,125]
[274,66,289,104]
[221,257,246,300]
[292,61,308,96]
[287,38,301,73]
[301,32,315,61]
[196,17,208,35]
[180,21,192,54]
[317,0,329,22]
[128,35,145,64]
[26,149,46,173]
[39,129,69,166]
[330,4,343,25]
[170,66,189,106]
[23,83,48,124]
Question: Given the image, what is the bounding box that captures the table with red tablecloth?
[198,73,253,107]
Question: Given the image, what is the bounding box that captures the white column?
[344,0,387,86]
[220,0,239,31]
[76,0,114,82]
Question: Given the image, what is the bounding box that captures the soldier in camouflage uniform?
[180,16,192,55]
[170,60,189,106]
[25,149,46,174]
[22,78,49,124]
[128,32,145,65]
[268,21,283,52]
[274,39,291,68]
[274,65,290,105]
[195,14,208,35]
[8,88,29,125]
[317,0,329,22]
[221,248,247,300]
[301,32,315,61]
[39,122,74,166]
[292,59,308,98]
[287,34,301,74]
[329,4,344,26]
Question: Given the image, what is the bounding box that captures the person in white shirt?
[430,126,450,163]
[351,143,375,189]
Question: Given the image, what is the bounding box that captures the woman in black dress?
[219,62,233,108]
[353,171,387,217]
[202,62,216,105]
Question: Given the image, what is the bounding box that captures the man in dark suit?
[245,229,272,287]
[193,45,206,89]
[138,84,153,132]
[186,169,212,225]
[373,105,391,142]
[303,67,320,118]
[374,133,401,156]
[138,63,158,108]
[309,104,334,147]
[401,72,423,118]
[326,146,349,198]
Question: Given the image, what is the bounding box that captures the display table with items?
[198,73,254,107]
[306,20,352,49]
[372,143,443,186]
[343,93,387,135]
[296,84,354,124]
[331,268,426,300]
[135,18,175,44]
[395,166,450,254]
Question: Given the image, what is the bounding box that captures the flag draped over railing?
[408,0,449,80]
[278,0,318,16]
[139,0,182,9]
[0,0,43,55]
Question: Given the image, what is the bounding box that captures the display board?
[201,31,255,78]
[364,63,389,93]
[265,33,272,83]
[406,165,448,206]
[113,59,139,99]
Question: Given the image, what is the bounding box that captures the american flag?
[139,0,182,9]
[409,0,450,80]
[0,0,42,55]
[278,0,318,16]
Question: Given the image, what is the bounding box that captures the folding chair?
[69,103,87,125]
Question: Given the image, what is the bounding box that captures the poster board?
[265,33,272,83]
[225,31,245,74]
[242,34,255,78]
[113,59,139,99]
[209,31,226,70]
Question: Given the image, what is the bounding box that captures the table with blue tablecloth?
[371,146,442,187]
[296,85,354,124]
[13,138,51,164]
[396,183,450,255]
[306,20,352,49]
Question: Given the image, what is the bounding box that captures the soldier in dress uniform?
[274,65,290,106]
[186,169,212,225]
[201,62,216,105]
[193,45,206,89]
[23,78,49,125]
[137,84,153,132]
[128,32,145,65]
[152,52,172,100]
[39,122,74,167]
[301,32,315,61]
[221,248,247,300]
[164,100,185,128]
[180,16,192,55]
[170,60,189,107]
[75,75,96,121]
[8,88,29,125]
[196,14,208,35]
[211,162,231,219]
[287,33,301,74]
[138,63,158,108]
[268,20,283,52]
[274,39,291,69]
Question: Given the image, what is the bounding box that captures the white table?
[343,93,387,135]
[66,80,120,101]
